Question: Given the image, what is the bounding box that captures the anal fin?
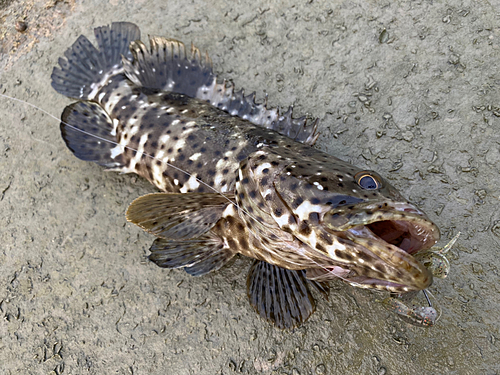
[150,236,234,276]
[247,260,316,329]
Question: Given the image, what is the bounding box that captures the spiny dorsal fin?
[122,35,320,145]
[149,236,234,276]
[122,36,215,97]
[126,192,233,240]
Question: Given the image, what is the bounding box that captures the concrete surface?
[0,0,499,374]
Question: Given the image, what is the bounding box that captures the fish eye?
[355,171,382,190]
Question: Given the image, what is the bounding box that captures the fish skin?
[52,22,441,328]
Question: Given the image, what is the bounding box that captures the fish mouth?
[325,203,440,291]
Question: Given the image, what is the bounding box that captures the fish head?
[240,148,440,293]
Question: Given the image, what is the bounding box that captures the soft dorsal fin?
[126,192,232,240]
[122,36,319,145]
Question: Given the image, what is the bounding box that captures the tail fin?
[60,101,125,169]
[51,22,140,100]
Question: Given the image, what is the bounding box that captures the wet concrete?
[0,0,499,374]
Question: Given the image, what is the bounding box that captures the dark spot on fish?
[222,168,229,175]
[242,177,249,184]
[227,239,237,249]
[200,147,206,153]
[155,160,162,166]
[335,250,354,261]
[311,198,321,205]
[271,161,279,166]
[178,154,185,161]
[167,148,173,154]
[238,192,245,199]
[258,154,267,160]
[173,136,179,141]
[358,252,371,262]
[208,169,216,176]
[338,183,344,188]
[316,243,326,252]
[274,208,283,217]
[151,141,158,148]
[187,134,195,141]
[249,190,257,199]
[292,197,304,209]
[299,222,311,236]
[308,212,319,223]
[240,238,249,249]
[319,232,333,245]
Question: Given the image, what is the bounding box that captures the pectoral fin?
[126,192,233,240]
[247,260,316,329]
[149,236,234,276]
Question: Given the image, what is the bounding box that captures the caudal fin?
[51,22,140,100]
[61,101,125,169]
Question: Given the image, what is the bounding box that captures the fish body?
[52,22,441,328]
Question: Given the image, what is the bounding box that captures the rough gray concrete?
[1,0,499,374]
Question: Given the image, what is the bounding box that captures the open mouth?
[366,219,437,255]
[335,213,440,292]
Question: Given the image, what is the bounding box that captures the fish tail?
[60,101,125,169]
[51,22,140,100]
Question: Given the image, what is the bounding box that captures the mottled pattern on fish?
[52,22,442,328]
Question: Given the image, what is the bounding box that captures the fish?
[51,22,441,329]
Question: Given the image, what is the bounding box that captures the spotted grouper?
[51,22,440,328]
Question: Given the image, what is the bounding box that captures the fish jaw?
[339,224,435,292]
